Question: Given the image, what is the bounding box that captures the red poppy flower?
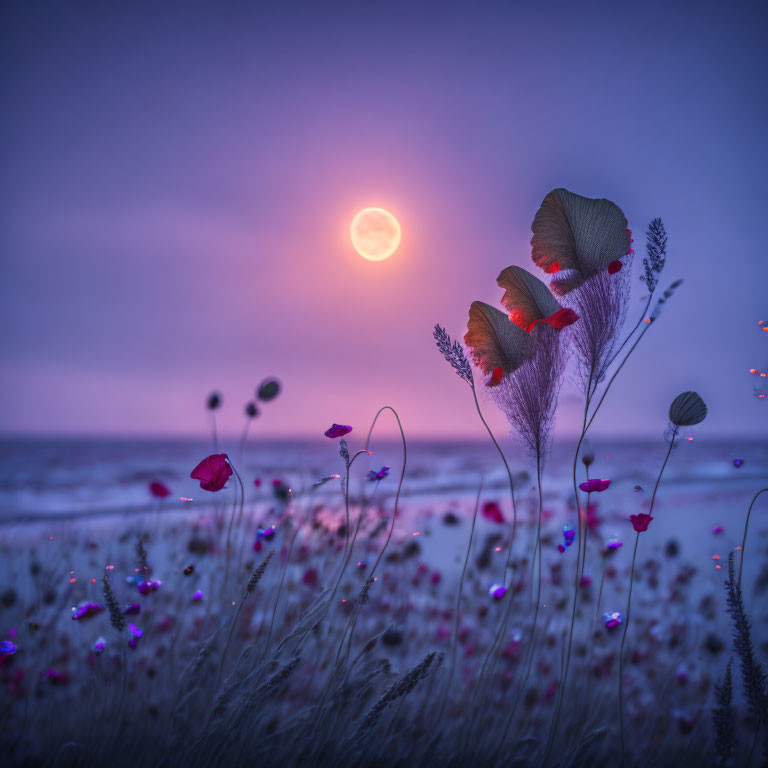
[608,260,623,274]
[527,308,580,332]
[579,478,611,493]
[190,454,232,492]
[149,481,170,499]
[486,367,504,387]
[482,501,505,524]
[630,513,653,532]
[324,423,352,439]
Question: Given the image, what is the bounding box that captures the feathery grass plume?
[568,266,631,395]
[433,324,472,384]
[244,550,274,598]
[725,550,768,728]
[712,659,736,768]
[103,573,125,632]
[357,651,440,735]
[641,217,667,293]
[488,323,565,462]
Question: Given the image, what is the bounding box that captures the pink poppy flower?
[630,513,653,532]
[482,501,505,524]
[149,481,171,499]
[190,454,232,492]
[579,478,611,493]
[324,423,352,439]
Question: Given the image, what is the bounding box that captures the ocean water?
[0,436,764,523]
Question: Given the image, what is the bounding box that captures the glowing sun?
[350,207,401,261]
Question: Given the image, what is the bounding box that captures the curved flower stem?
[618,426,677,766]
[307,406,406,748]
[585,324,650,433]
[606,294,653,369]
[210,412,218,453]
[222,459,244,593]
[436,478,482,727]
[738,488,768,588]
[470,378,518,569]
[238,418,251,460]
[493,456,544,761]
[543,395,591,761]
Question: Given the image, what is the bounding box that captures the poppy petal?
[465,302,535,376]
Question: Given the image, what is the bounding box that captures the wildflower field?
[1,190,766,767]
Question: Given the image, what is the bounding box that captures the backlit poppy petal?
[497,266,562,331]
[190,454,233,492]
[465,302,535,376]
[531,188,631,292]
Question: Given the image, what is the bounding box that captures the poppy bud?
[207,392,222,411]
[669,391,707,427]
[581,440,595,467]
[257,378,281,402]
[245,401,259,418]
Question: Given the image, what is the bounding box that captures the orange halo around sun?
[350,207,401,261]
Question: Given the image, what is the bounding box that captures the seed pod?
[257,378,281,402]
[245,401,259,418]
[207,392,222,411]
[669,391,707,427]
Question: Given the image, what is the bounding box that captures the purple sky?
[1,1,766,440]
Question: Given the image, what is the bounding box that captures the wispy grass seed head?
[433,324,472,384]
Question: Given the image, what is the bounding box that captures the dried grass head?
[568,265,631,393]
[531,188,631,296]
[489,324,566,462]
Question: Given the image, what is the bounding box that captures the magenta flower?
[192,590,203,602]
[123,603,141,615]
[367,466,390,482]
[482,501,505,524]
[604,611,623,629]
[579,478,611,493]
[72,602,105,620]
[149,481,171,499]
[128,623,143,649]
[41,669,69,684]
[137,580,162,595]
[190,454,232,492]
[630,513,653,532]
[92,636,107,655]
[324,423,352,439]
[488,583,507,599]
